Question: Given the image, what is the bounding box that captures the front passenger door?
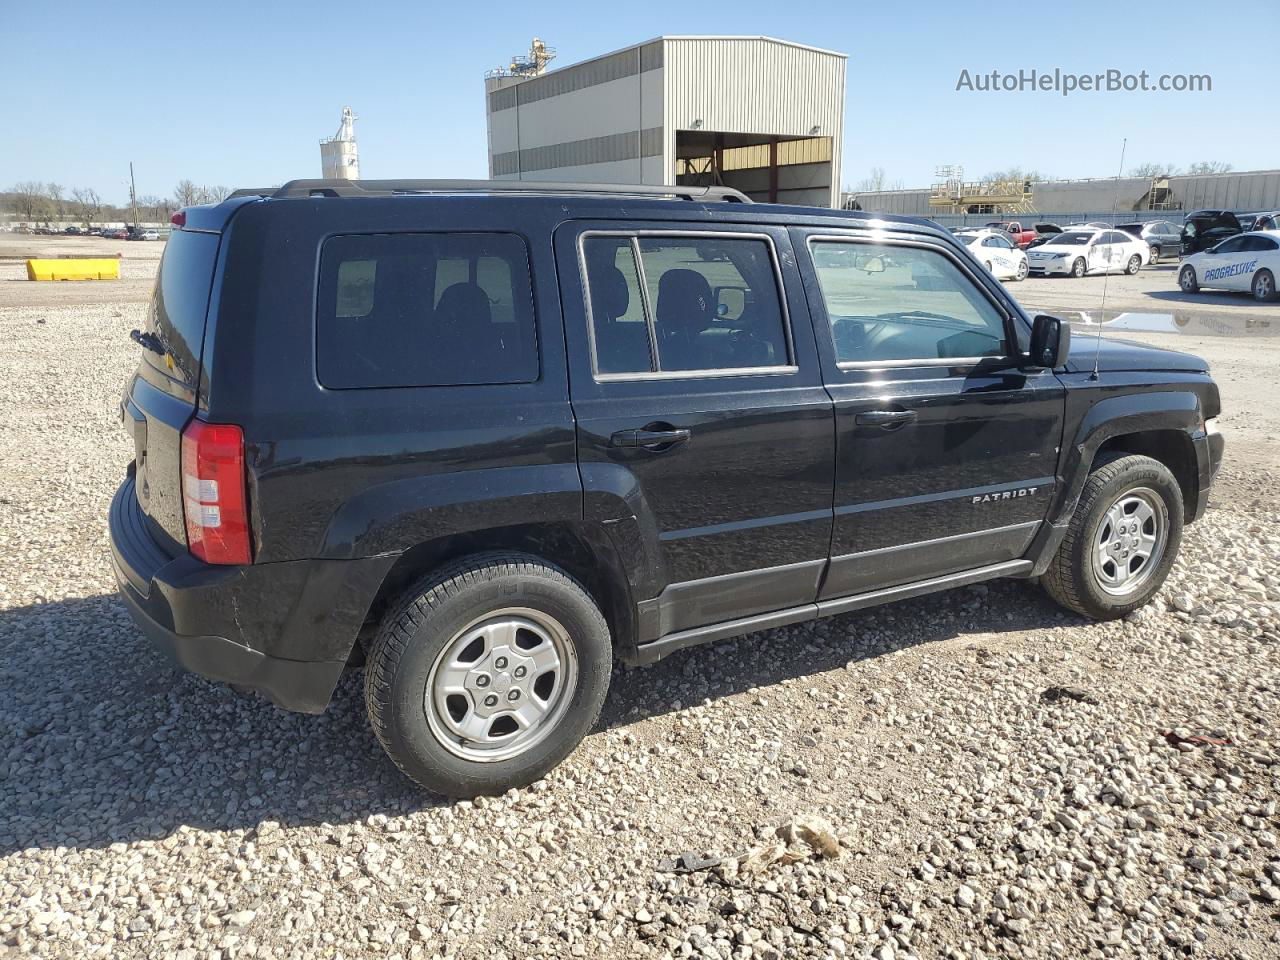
[795,228,1065,600]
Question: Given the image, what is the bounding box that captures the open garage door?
[675,131,834,207]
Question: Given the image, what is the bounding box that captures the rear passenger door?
[794,227,1065,600]
[555,223,834,642]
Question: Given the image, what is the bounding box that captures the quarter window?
[317,233,538,389]
[809,241,1009,365]
[582,235,790,375]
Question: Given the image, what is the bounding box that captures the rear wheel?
[1179,265,1199,293]
[1014,260,1029,281]
[365,553,612,797]
[1042,455,1183,620]
[1149,244,1161,265]
[1071,257,1087,278]
[1253,269,1276,302]
[1125,254,1142,275]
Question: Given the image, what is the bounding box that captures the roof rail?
[229,179,752,203]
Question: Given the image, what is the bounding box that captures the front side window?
[317,233,537,388]
[809,241,1009,365]
[582,234,790,375]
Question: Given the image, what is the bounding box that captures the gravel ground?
[2,269,1279,960]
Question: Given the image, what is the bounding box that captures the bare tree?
[856,167,888,192]
[1129,162,1179,178]
[1185,161,1233,175]
[46,182,66,220]
[982,167,1043,184]
[71,187,102,226]
[173,179,202,207]
[205,185,231,203]
[8,181,49,223]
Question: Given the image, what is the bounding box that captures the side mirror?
[1029,314,1071,368]
[714,286,746,320]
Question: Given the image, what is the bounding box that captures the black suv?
[110,180,1224,797]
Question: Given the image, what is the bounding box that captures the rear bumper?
[109,472,396,713]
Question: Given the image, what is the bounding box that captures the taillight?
[180,419,251,565]
[170,210,186,228]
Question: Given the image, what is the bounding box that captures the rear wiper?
[130,329,165,355]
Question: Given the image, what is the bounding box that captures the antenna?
[1091,138,1127,381]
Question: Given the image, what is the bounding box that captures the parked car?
[139,229,160,241]
[104,228,130,239]
[109,179,1223,797]
[64,225,82,235]
[982,220,1037,248]
[1025,223,1063,250]
[1178,231,1280,301]
[1181,210,1242,257]
[953,229,1029,281]
[1237,211,1280,233]
[1026,228,1149,277]
[1115,221,1182,264]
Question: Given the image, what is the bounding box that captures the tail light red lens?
[180,419,251,565]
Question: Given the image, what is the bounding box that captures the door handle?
[855,410,918,430]
[610,427,692,449]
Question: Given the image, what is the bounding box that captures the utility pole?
[129,162,139,230]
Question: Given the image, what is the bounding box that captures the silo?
[320,107,360,180]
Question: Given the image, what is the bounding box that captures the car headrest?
[656,269,714,336]
[591,265,630,321]
[435,282,492,328]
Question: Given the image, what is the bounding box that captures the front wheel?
[1071,258,1087,278]
[1179,265,1199,293]
[1253,269,1276,302]
[1042,455,1183,620]
[1014,260,1029,281]
[1126,254,1142,275]
[365,553,612,797]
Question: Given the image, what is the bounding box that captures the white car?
[1178,230,1280,301]
[954,229,1029,281]
[1026,228,1148,278]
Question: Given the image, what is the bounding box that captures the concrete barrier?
[26,258,121,281]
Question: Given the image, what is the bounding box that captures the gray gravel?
[2,290,1279,959]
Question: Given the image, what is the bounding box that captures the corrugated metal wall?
[845,169,1280,218]
[663,37,845,206]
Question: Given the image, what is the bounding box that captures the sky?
[7,0,1277,205]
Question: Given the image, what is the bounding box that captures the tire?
[365,552,612,797]
[983,260,993,272]
[1014,260,1029,282]
[1042,455,1184,621]
[1071,258,1086,278]
[1125,254,1141,275]
[1149,245,1161,265]
[1179,265,1199,293]
[1252,269,1277,302]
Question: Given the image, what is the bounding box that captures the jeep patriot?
[109,180,1224,796]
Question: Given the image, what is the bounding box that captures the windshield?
[1047,232,1093,245]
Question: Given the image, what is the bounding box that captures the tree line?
[2,180,233,226]
[848,161,1236,194]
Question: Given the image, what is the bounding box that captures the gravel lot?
[2,252,1279,960]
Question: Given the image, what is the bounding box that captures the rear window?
[145,229,221,387]
[317,233,538,389]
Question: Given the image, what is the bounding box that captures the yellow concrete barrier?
[26,258,121,281]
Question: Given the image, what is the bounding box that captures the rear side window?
[582,234,791,376]
[146,229,221,387]
[317,233,537,388]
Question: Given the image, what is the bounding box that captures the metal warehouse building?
[845,168,1280,219]
[484,36,846,207]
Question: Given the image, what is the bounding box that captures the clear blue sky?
[8,0,1275,204]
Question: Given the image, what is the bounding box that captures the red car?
[104,228,130,239]
[984,220,1037,248]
